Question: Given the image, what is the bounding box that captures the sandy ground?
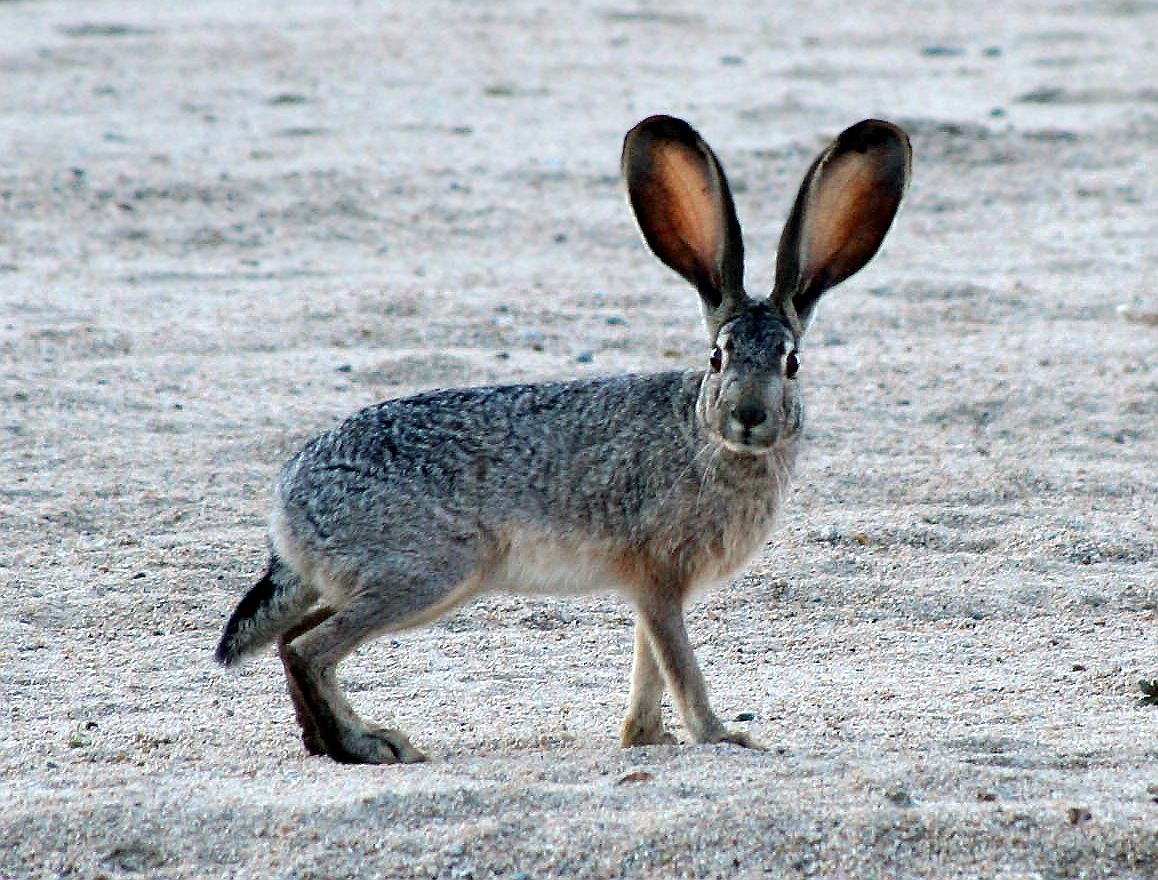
[2,0,1157,877]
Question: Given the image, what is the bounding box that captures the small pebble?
[616,771,654,785]
[1066,806,1092,825]
[885,788,914,807]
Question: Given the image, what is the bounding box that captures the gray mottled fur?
[215,114,911,764]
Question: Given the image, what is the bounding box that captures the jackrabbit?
[215,115,911,763]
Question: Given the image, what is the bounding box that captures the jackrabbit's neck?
[687,430,798,517]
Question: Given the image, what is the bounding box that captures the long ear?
[623,115,747,336]
[772,119,911,333]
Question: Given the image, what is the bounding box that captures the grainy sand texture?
[2,0,1156,877]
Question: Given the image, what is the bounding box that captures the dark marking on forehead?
[718,303,796,357]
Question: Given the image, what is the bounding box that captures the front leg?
[621,621,677,746]
[636,596,763,750]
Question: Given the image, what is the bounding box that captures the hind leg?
[279,598,432,765]
[277,607,337,757]
[277,557,486,765]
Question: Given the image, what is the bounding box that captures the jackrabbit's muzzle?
[711,381,797,453]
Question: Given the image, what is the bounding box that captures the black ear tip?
[838,119,911,155]
[626,114,701,148]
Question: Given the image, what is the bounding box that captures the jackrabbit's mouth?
[714,430,781,456]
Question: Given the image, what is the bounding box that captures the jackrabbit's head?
[623,116,910,453]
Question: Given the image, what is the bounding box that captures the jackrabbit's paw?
[329,726,428,765]
[708,728,765,751]
[620,718,678,748]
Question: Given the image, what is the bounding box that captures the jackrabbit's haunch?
[215,115,911,764]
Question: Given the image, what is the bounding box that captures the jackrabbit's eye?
[785,350,800,379]
[709,346,722,373]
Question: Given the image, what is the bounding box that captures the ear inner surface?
[772,119,910,331]
[798,146,905,292]
[646,143,726,301]
[623,116,744,313]
[627,140,728,306]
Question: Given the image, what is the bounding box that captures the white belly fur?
[488,527,627,596]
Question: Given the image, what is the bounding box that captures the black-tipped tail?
[215,555,310,666]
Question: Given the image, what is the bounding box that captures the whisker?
[656,439,716,514]
[696,445,722,510]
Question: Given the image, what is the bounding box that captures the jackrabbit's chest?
[653,447,795,586]
[664,492,786,589]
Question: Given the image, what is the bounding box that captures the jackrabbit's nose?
[731,402,767,429]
